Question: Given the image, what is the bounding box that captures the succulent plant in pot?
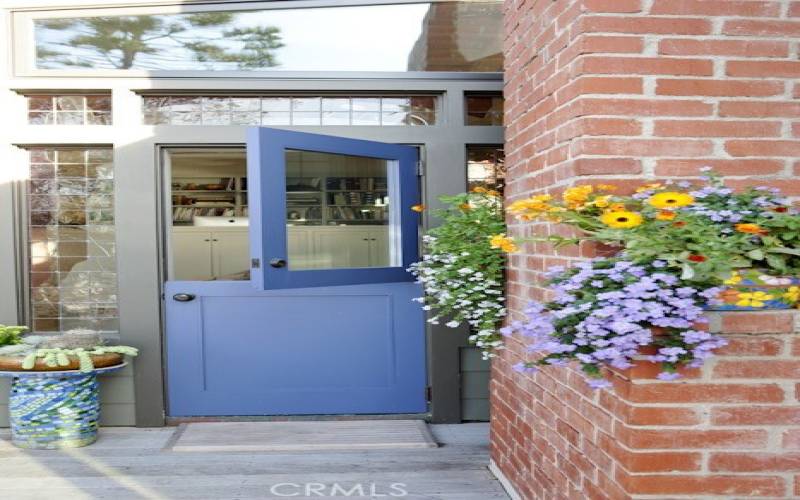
[0,328,138,449]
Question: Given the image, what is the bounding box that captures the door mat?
[168,419,438,452]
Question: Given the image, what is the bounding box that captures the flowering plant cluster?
[407,189,507,358]
[507,169,799,284]
[504,259,728,386]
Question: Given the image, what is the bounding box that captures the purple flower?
[657,371,682,381]
[586,378,613,390]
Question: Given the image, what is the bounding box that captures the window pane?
[285,150,391,270]
[467,146,505,193]
[466,94,504,126]
[33,2,502,72]
[27,94,112,125]
[145,94,436,126]
[26,148,118,333]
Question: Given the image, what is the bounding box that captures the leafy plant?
[0,325,26,347]
[407,189,508,358]
[507,169,800,284]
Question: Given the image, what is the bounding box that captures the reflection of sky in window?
[35,3,434,71]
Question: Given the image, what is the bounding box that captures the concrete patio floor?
[0,422,509,499]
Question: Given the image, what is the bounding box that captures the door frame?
[3,78,503,426]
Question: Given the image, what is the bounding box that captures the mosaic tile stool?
[0,363,125,449]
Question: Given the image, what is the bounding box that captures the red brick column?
[496,0,800,498]
[491,311,800,499]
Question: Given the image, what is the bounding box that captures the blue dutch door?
[166,128,427,416]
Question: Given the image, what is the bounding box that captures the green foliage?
[408,191,508,358]
[0,325,26,347]
[38,13,284,70]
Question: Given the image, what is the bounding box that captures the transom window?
[28,1,503,73]
[143,95,438,126]
[26,94,112,125]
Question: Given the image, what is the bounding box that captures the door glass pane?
[285,150,392,271]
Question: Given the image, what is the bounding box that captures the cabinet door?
[368,227,390,267]
[312,229,372,269]
[172,231,213,280]
[212,230,250,279]
[287,227,315,270]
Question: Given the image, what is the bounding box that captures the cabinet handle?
[173,293,196,302]
[212,239,219,242]
[203,239,210,242]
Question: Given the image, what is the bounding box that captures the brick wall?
[492,311,800,498]
[494,0,800,498]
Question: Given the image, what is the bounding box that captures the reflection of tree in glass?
[37,12,284,70]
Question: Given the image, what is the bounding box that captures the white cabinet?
[287,226,390,270]
[172,228,249,280]
[172,230,214,281]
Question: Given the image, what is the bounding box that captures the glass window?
[465,93,503,126]
[27,94,112,125]
[32,2,502,72]
[285,150,391,271]
[467,146,505,193]
[142,95,438,126]
[26,148,118,333]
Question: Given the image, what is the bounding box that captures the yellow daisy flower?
[735,291,773,308]
[648,192,695,209]
[783,286,800,304]
[489,234,518,253]
[592,195,612,208]
[599,210,643,229]
[563,185,594,209]
[410,204,425,212]
[608,203,627,212]
[723,272,742,285]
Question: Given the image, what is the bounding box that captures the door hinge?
[251,258,261,269]
[416,160,425,177]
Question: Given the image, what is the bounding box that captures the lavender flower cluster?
[503,259,727,389]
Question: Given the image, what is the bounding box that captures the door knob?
[173,293,196,302]
[269,258,287,268]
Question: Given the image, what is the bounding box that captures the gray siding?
[460,347,490,421]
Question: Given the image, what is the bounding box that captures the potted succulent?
[0,326,137,449]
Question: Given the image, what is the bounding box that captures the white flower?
[445,321,459,328]
[457,267,474,275]
[422,305,432,311]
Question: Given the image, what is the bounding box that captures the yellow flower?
[599,210,643,229]
[458,203,471,211]
[563,185,594,209]
[655,210,677,221]
[596,184,618,191]
[592,195,612,208]
[486,189,500,197]
[609,203,627,212]
[471,186,487,193]
[489,234,518,253]
[507,195,553,218]
[648,192,695,209]
[784,286,800,304]
[410,204,425,212]
[723,272,742,285]
[636,183,663,193]
[735,291,774,308]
